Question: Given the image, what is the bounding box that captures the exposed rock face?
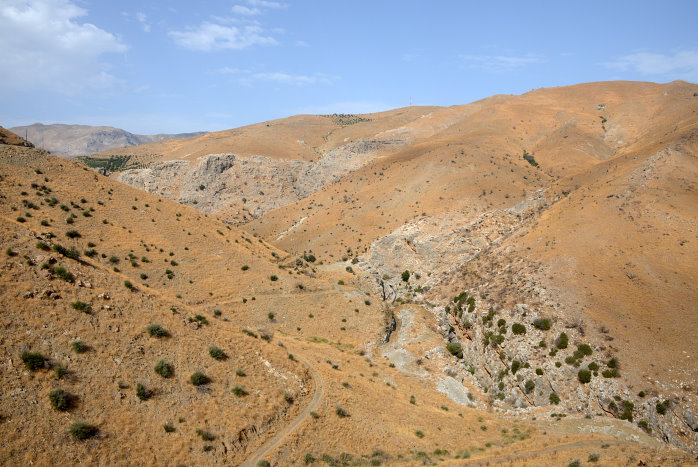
[118,139,397,221]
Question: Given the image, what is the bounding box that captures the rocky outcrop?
[118,139,398,221]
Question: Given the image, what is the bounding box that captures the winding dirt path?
[241,347,324,467]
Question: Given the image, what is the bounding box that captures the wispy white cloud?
[0,0,126,94]
[169,22,277,51]
[295,40,309,47]
[252,72,330,85]
[231,5,260,16]
[460,54,543,72]
[219,68,331,86]
[246,0,286,9]
[136,12,151,32]
[603,50,698,80]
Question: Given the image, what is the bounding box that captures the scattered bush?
[241,265,249,271]
[576,344,593,356]
[190,372,209,386]
[549,392,561,405]
[656,400,669,415]
[54,364,67,379]
[65,230,80,238]
[270,275,278,281]
[146,324,168,337]
[49,388,72,411]
[209,346,226,360]
[588,362,599,372]
[336,407,348,418]
[535,368,544,375]
[525,379,535,394]
[446,342,463,359]
[236,368,246,377]
[511,323,526,335]
[414,430,424,438]
[163,424,175,433]
[578,369,592,384]
[70,301,91,314]
[196,429,215,441]
[533,318,551,330]
[136,383,152,401]
[154,359,173,378]
[555,332,568,349]
[21,351,45,371]
[284,392,294,404]
[71,340,88,353]
[401,270,410,282]
[69,421,97,440]
[511,360,521,374]
[36,241,50,251]
[232,385,247,397]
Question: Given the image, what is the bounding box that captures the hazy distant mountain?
[9,123,205,157]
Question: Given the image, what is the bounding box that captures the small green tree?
[401,270,410,282]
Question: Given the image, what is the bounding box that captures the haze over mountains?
[9,123,205,158]
[1,80,697,465]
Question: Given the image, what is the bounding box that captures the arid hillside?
[2,129,693,465]
[104,80,698,459]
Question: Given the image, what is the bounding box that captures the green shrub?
[108,256,119,263]
[147,324,168,337]
[588,362,599,372]
[267,312,275,321]
[154,359,173,378]
[190,372,209,386]
[578,369,592,384]
[136,383,152,400]
[401,270,410,282]
[414,430,424,438]
[70,301,91,313]
[53,244,80,260]
[607,357,618,368]
[49,388,72,411]
[124,280,134,290]
[532,318,551,330]
[21,351,45,370]
[576,344,593,356]
[54,364,67,379]
[236,368,246,377]
[336,407,348,418]
[71,340,88,353]
[69,421,97,440]
[524,379,535,394]
[270,275,278,281]
[619,400,634,421]
[232,385,247,397]
[555,332,568,349]
[36,241,50,251]
[511,360,521,374]
[241,265,249,271]
[209,346,226,360]
[65,230,80,238]
[535,368,544,375]
[446,342,463,358]
[284,392,294,404]
[511,323,526,335]
[602,369,618,378]
[304,453,316,465]
[656,400,669,415]
[163,424,175,433]
[549,392,561,404]
[196,429,215,441]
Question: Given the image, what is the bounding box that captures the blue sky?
[2,0,697,134]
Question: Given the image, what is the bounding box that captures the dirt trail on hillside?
[241,344,324,467]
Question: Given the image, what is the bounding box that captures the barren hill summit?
[9,123,205,158]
